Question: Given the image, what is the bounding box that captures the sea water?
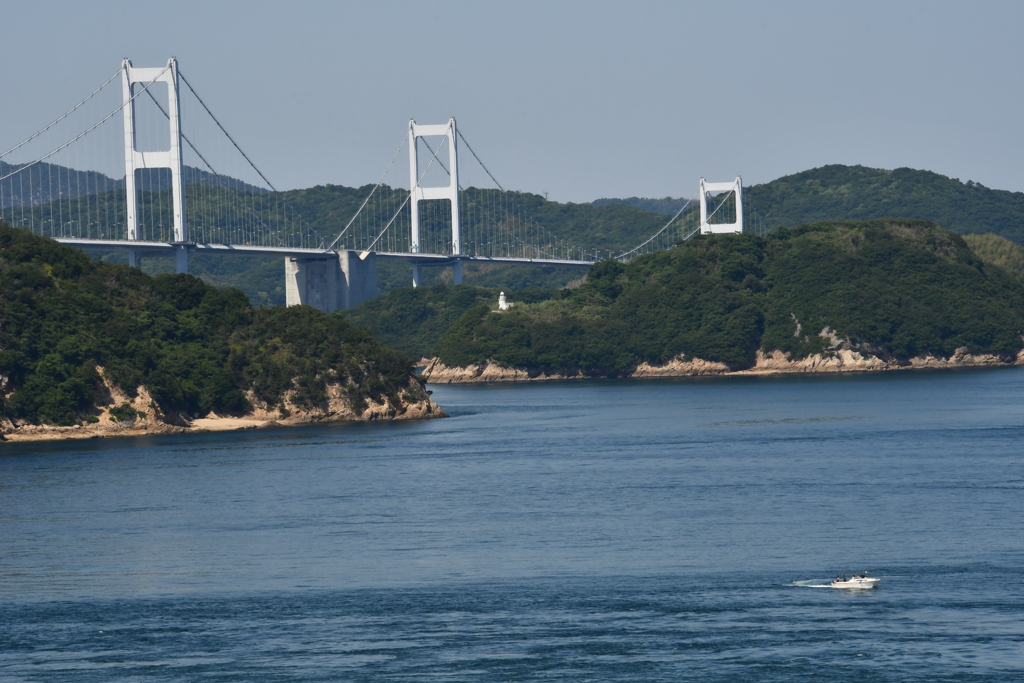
[2,369,1023,681]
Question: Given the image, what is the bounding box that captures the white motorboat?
[830,573,880,589]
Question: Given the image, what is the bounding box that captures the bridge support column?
[174,245,188,274]
[408,118,461,261]
[286,257,339,312]
[338,250,377,309]
[412,264,422,288]
[452,260,463,285]
[128,250,141,269]
[285,250,377,312]
[122,58,187,254]
[699,177,743,235]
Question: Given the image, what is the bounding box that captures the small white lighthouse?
[498,291,512,311]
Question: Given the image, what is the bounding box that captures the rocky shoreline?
[10,346,1021,442]
[1,369,446,444]
[420,347,1024,384]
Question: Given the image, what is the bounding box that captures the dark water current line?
[2,369,1024,681]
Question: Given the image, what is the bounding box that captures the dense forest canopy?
[745,166,1024,242]
[962,233,1024,281]
[0,223,416,426]
[345,284,559,359]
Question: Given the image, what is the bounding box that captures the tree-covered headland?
[344,284,560,359]
[411,220,1024,375]
[0,222,432,428]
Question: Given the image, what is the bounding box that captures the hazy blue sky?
[2,0,1022,202]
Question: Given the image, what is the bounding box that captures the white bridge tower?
[699,177,743,235]
[122,58,188,273]
[408,118,461,287]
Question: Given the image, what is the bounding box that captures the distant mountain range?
[595,165,1024,243]
[0,161,120,209]
[0,161,265,208]
[10,160,1024,244]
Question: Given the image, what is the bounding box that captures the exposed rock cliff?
[428,222,1024,382]
[421,346,1024,384]
[2,370,444,443]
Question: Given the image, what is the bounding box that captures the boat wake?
[787,580,833,588]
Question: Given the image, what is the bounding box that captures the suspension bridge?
[0,58,751,312]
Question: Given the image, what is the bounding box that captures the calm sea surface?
[2,369,1024,681]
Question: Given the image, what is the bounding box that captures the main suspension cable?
[143,88,220,176]
[330,133,407,250]
[454,128,597,261]
[457,128,504,191]
[0,67,122,160]
[614,192,698,261]
[0,65,171,185]
[178,70,276,191]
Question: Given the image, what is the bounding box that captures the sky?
[2,0,1023,203]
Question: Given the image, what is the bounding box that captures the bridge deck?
[57,238,594,267]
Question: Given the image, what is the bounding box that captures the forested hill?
[746,166,1024,242]
[345,285,558,359]
[428,220,1024,375]
[596,165,1024,244]
[0,223,432,429]
[963,233,1024,281]
[0,161,119,209]
[0,161,264,208]
[11,160,1024,250]
[15,161,1024,299]
[591,196,689,216]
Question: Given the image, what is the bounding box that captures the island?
[376,220,1024,381]
[0,224,443,442]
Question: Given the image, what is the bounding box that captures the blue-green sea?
[2,369,1023,681]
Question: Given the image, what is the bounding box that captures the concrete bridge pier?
[411,259,462,287]
[124,245,189,273]
[339,250,378,309]
[285,250,377,312]
[174,245,189,274]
